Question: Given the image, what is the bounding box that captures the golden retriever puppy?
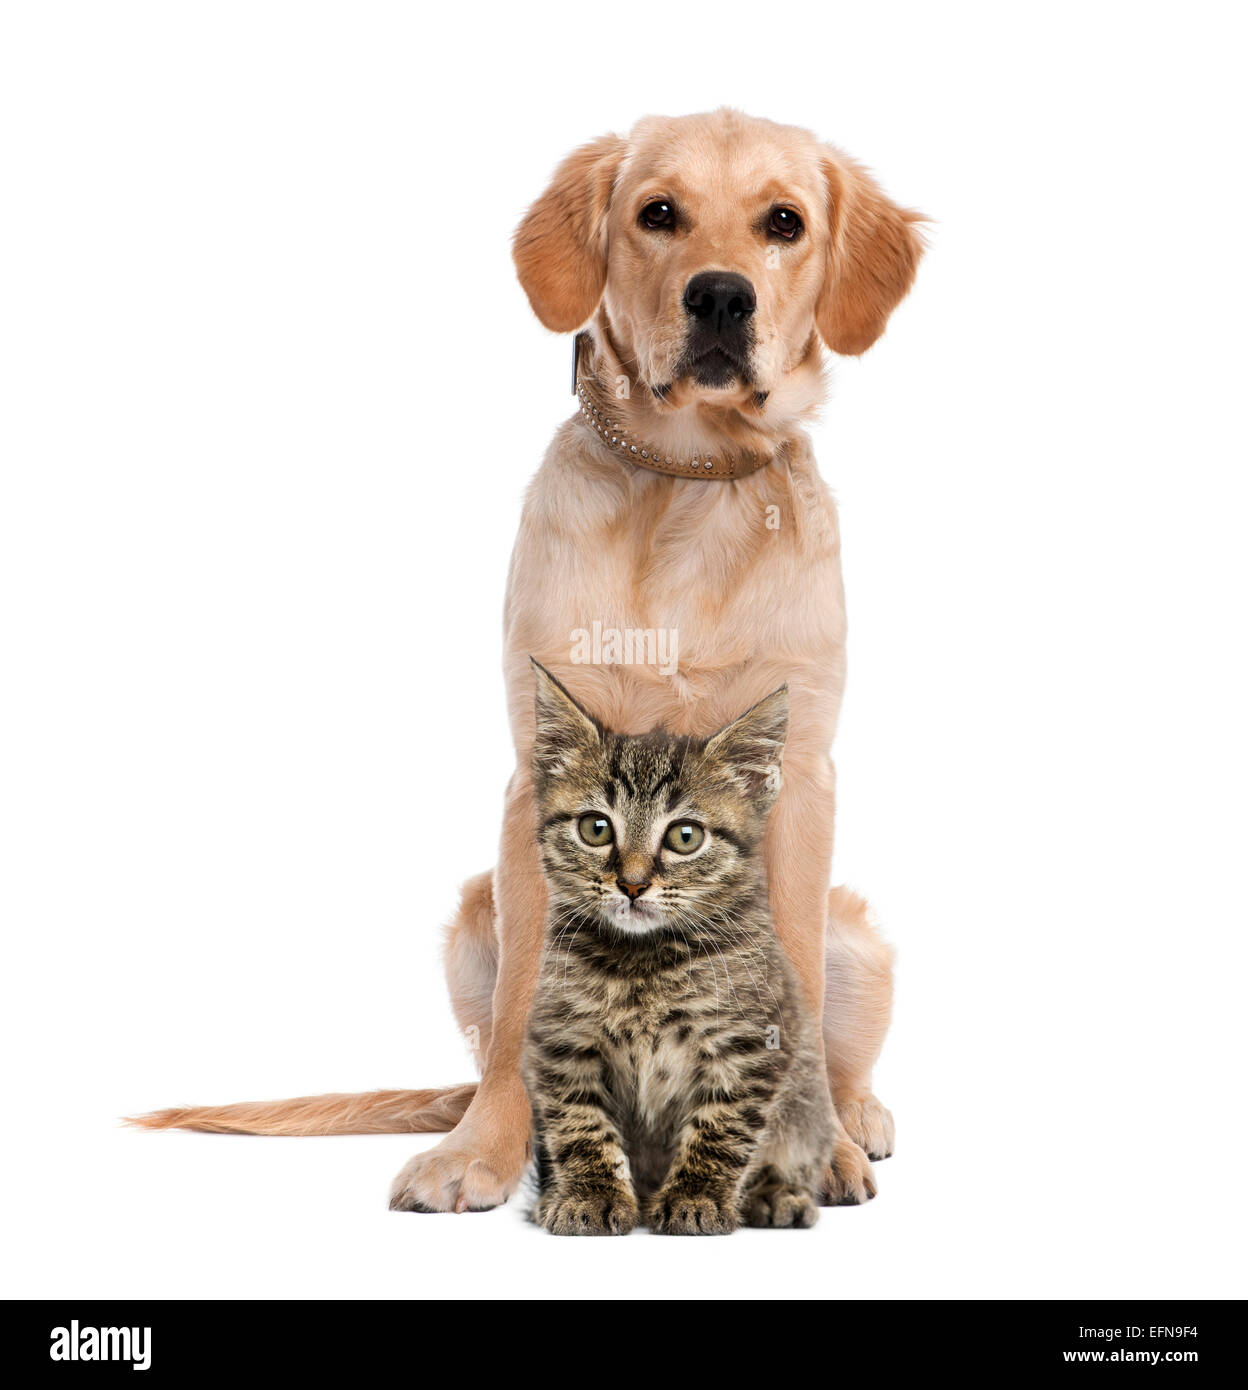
[134,110,924,1218]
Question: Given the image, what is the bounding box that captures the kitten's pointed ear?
[531,659,603,784]
[703,686,789,805]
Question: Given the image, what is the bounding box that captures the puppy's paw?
[821,1137,877,1206]
[743,1183,819,1229]
[648,1188,738,1235]
[836,1094,895,1160]
[389,1146,519,1213]
[537,1186,638,1236]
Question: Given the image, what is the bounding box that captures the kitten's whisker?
[703,932,747,1019]
[707,906,784,1018]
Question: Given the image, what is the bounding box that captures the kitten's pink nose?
[618,877,651,900]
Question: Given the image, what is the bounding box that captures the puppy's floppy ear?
[513,134,626,332]
[531,658,603,785]
[815,152,927,357]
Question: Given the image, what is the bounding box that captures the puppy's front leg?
[764,758,837,1019]
[389,770,543,1212]
[764,759,876,1205]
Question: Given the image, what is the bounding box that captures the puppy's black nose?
[618,877,651,900]
[683,272,756,333]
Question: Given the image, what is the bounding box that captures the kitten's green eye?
[577,814,614,847]
[664,822,705,854]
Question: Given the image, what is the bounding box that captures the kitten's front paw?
[648,1188,738,1235]
[537,1186,638,1236]
[743,1182,819,1229]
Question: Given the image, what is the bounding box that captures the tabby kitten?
[523,661,834,1235]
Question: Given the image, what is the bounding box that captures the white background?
[2,1,1245,1301]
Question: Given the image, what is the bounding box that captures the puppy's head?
[513,110,925,411]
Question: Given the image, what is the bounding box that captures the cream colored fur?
[133,110,923,1216]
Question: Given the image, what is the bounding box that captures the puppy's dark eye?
[664,822,705,854]
[578,814,614,847]
[768,207,803,240]
[640,200,676,231]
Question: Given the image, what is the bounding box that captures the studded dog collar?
[573,346,773,482]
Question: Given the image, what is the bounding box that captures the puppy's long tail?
[125,1084,477,1136]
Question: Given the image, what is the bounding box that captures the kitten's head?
[530,660,788,936]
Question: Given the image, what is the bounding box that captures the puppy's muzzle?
[680,271,756,387]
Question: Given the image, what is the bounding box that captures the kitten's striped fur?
[523,662,834,1234]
